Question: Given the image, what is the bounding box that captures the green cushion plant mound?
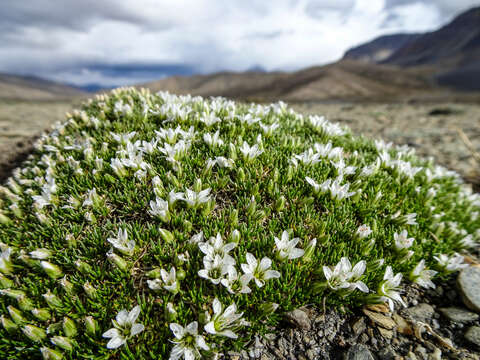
[0,87,479,359]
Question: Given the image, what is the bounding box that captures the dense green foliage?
[0,88,478,359]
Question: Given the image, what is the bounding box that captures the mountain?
[343,7,480,91]
[343,34,422,63]
[142,59,470,103]
[0,73,84,100]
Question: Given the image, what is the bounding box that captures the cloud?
[0,0,476,87]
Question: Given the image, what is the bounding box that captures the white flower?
[274,231,305,260]
[168,190,185,206]
[356,225,372,239]
[199,112,221,127]
[323,257,369,293]
[149,197,170,222]
[214,156,234,169]
[259,122,279,136]
[239,142,263,161]
[183,188,211,209]
[147,267,179,294]
[328,177,356,200]
[220,266,252,294]
[110,131,136,144]
[409,260,437,289]
[169,321,209,360]
[198,255,231,285]
[241,253,280,288]
[393,230,414,251]
[459,234,478,249]
[291,149,320,167]
[433,253,468,272]
[313,142,343,159]
[331,158,356,177]
[102,305,144,349]
[378,266,406,311]
[203,131,224,148]
[107,229,136,256]
[205,298,249,339]
[198,233,236,264]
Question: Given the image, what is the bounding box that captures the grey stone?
[377,345,396,360]
[352,317,367,336]
[439,307,479,323]
[457,267,480,313]
[464,326,480,346]
[284,309,312,330]
[344,344,375,360]
[403,303,435,322]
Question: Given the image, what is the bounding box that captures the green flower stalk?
[1,315,18,333]
[40,346,63,360]
[85,316,98,336]
[32,308,51,321]
[62,317,77,338]
[50,336,74,352]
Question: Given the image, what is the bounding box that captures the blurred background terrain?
[0,3,479,186]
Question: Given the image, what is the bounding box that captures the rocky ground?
[0,100,479,359]
[227,259,480,360]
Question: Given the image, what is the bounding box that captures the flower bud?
[274,195,286,212]
[237,167,246,182]
[106,251,128,272]
[51,335,74,352]
[43,290,63,308]
[0,212,11,225]
[59,276,74,295]
[258,302,279,317]
[229,142,237,160]
[23,324,47,342]
[8,305,27,324]
[40,346,64,360]
[176,269,186,281]
[229,209,239,227]
[0,273,14,288]
[0,289,26,300]
[159,228,174,243]
[41,261,63,279]
[30,248,52,260]
[18,295,35,311]
[193,178,202,193]
[146,268,162,278]
[32,308,51,321]
[1,315,18,333]
[75,260,93,275]
[302,238,317,262]
[62,317,77,338]
[165,302,177,321]
[246,196,256,217]
[229,229,241,243]
[83,282,97,299]
[84,316,98,336]
[286,165,294,182]
[9,203,22,218]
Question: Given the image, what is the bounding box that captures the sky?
[0,0,478,88]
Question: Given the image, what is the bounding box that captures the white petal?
[204,321,216,335]
[212,298,222,314]
[170,323,185,339]
[107,336,125,349]
[246,253,256,267]
[127,305,141,324]
[131,323,145,336]
[186,321,198,335]
[264,270,281,280]
[102,328,120,339]
[116,310,129,326]
[289,248,305,259]
[259,257,272,271]
[196,335,210,350]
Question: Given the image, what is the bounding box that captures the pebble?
[377,345,397,360]
[352,317,366,336]
[403,303,435,322]
[393,313,413,335]
[438,307,479,323]
[284,309,311,331]
[362,309,396,329]
[377,327,393,340]
[457,267,480,313]
[344,344,375,360]
[464,326,480,347]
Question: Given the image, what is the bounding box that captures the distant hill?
[142,59,471,103]
[343,6,480,91]
[343,34,422,63]
[0,73,84,100]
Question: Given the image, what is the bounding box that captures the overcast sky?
[0,0,478,88]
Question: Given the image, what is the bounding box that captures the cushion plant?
[0,87,479,359]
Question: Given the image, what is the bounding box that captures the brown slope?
[142,60,460,102]
[0,73,84,100]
